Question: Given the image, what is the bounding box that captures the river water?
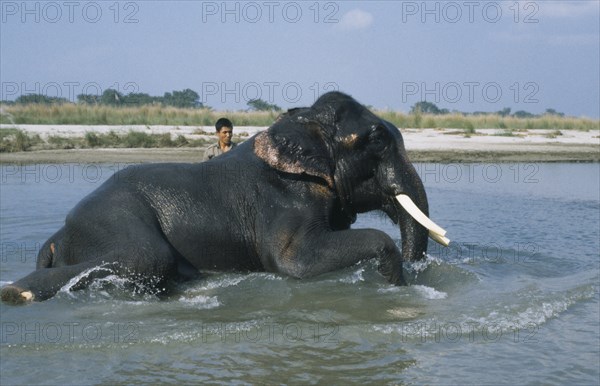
[1,163,598,385]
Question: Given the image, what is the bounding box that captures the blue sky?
[1,1,599,117]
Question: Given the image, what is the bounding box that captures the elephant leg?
[2,231,181,304]
[0,260,117,304]
[270,227,405,285]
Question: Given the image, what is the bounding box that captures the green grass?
[0,104,280,126]
[0,128,44,152]
[375,110,598,132]
[47,135,77,149]
[0,128,211,153]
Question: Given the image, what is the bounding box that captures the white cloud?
[338,9,374,30]
[541,1,599,18]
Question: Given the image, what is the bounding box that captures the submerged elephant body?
[2,92,432,304]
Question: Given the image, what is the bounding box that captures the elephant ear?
[254,113,335,188]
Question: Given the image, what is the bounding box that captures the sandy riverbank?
[1,125,598,164]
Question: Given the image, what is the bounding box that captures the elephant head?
[254,91,446,266]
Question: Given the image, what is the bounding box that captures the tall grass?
[375,110,599,131]
[1,103,598,131]
[0,104,279,127]
[0,128,208,153]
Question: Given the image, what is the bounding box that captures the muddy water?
[1,163,598,385]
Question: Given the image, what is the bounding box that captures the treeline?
[1,89,570,118]
[1,89,282,112]
[5,88,204,109]
[2,87,573,118]
[410,101,565,119]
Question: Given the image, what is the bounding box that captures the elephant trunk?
[395,162,430,262]
[381,132,443,263]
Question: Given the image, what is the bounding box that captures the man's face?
[218,127,233,146]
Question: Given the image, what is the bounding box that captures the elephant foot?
[1,285,34,305]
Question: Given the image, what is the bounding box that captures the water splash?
[149,319,264,345]
[59,263,117,294]
[57,263,166,300]
[465,284,598,332]
[413,285,448,300]
[195,275,247,291]
[405,254,444,274]
[374,284,597,340]
[339,267,365,284]
[178,294,220,309]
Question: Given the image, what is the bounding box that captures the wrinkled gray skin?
[1,92,430,304]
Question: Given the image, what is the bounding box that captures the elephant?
[1,92,446,304]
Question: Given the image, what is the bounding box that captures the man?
[202,117,237,161]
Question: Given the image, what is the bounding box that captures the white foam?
[414,285,448,300]
[375,286,597,339]
[377,286,402,293]
[179,294,220,309]
[196,276,246,291]
[387,307,423,319]
[405,254,444,274]
[339,268,365,284]
[150,331,197,345]
[255,273,284,281]
[150,320,262,345]
[462,287,597,333]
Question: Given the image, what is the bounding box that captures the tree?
[162,89,202,108]
[410,101,446,115]
[544,108,565,117]
[497,107,511,117]
[247,99,281,112]
[512,110,535,118]
[15,94,68,104]
[100,89,124,106]
[77,94,101,105]
[123,93,159,106]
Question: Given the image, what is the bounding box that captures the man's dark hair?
[215,118,233,132]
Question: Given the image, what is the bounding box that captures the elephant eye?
[367,125,388,152]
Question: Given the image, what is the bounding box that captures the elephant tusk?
[396,194,447,236]
[428,230,451,247]
[395,194,450,247]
